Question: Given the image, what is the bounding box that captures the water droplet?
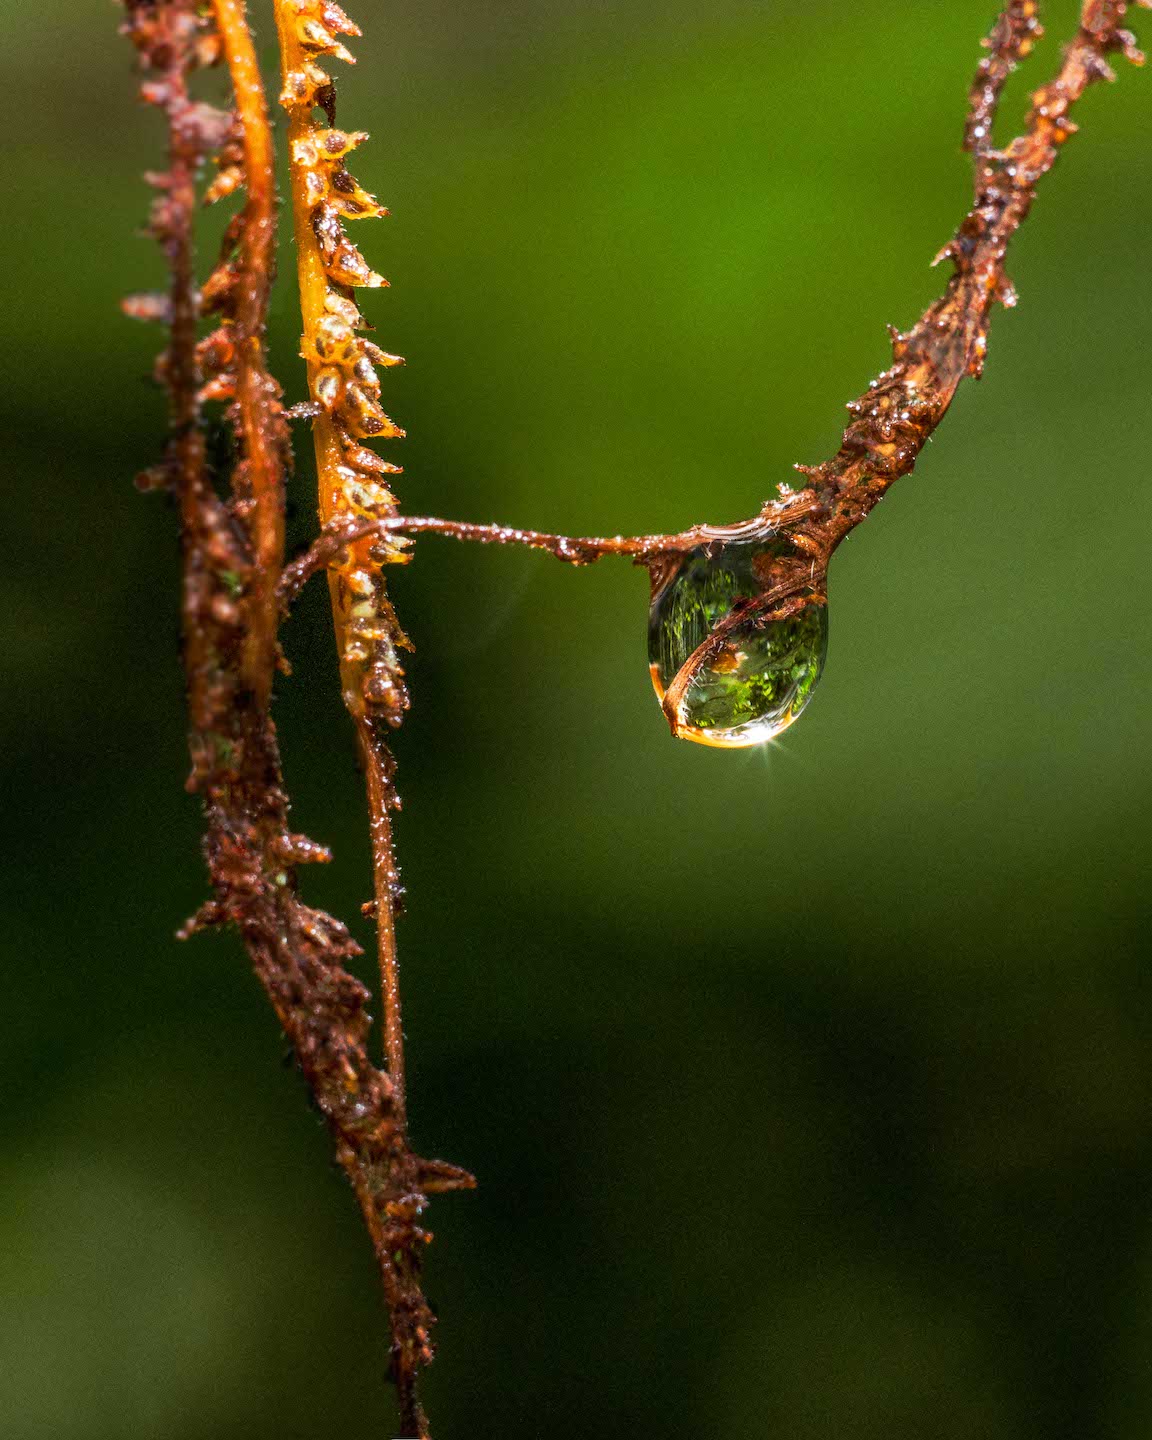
[647,530,827,747]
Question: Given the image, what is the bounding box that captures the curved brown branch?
[786,0,1147,576]
[356,0,1146,662]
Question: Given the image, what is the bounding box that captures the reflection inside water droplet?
[647,530,827,748]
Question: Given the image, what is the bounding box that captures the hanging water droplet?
[647,528,827,747]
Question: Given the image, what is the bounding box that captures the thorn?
[320,1,363,38]
[361,343,405,368]
[286,400,326,421]
[198,374,237,404]
[1116,29,1146,65]
[415,1157,477,1194]
[275,833,333,866]
[177,899,225,939]
[134,463,172,493]
[203,165,245,206]
[122,291,171,324]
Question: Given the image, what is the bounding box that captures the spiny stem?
[789,0,1149,562]
[273,4,454,1430]
[158,9,212,715]
[273,6,365,676]
[273,0,409,1071]
[272,0,411,1113]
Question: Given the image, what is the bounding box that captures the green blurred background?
[4,0,1151,1435]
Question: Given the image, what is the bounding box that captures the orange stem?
[212,0,285,703]
[272,1,409,1108]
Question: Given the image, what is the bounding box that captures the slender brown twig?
[275,500,822,605]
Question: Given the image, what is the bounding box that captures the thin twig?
[275,500,821,606]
